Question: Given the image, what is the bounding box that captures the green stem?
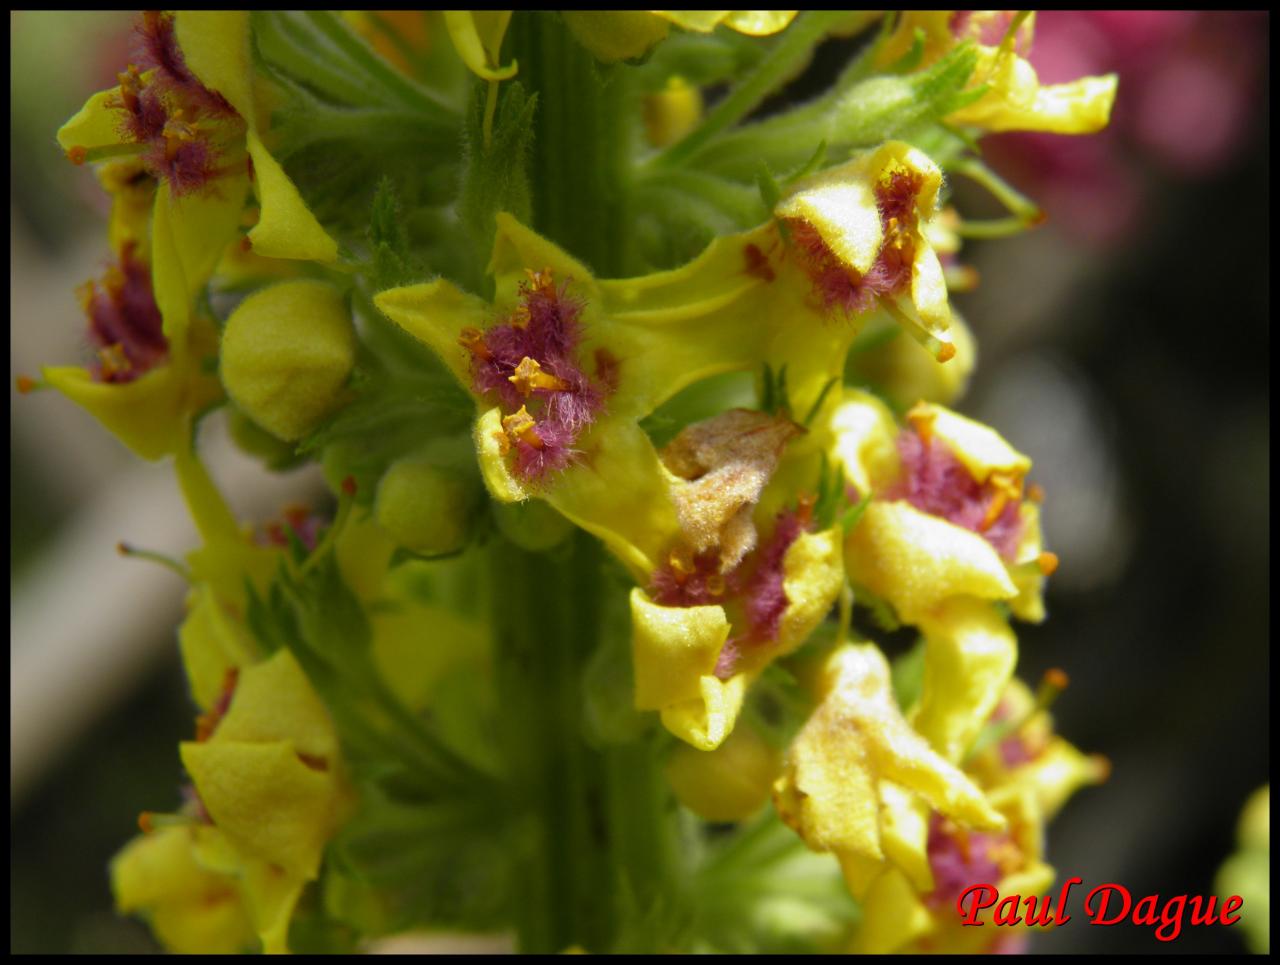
[491,532,613,952]
[508,11,633,276]
[648,11,849,171]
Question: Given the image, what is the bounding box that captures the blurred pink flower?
[983,11,1267,245]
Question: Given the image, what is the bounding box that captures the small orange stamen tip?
[67,146,88,166]
[936,341,957,363]
[1044,667,1069,691]
[138,812,156,834]
[1089,754,1113,784]
[341,475,357,497]
[1027,482,1046,503]
[15,375,39,394]
[117,541,132,556]
[1037,551,1059,576]
[459,326,492,360]
[1029,210,1048,228]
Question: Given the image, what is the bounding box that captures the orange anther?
[138,811,156,834]
[1044,667,1069,690]
[936,341,957,363]
[1037,551,1059,576]
[458,326,491,360]
[67,145,88,166]
[906,402,936,445]
[1026,482,1046,503]
[15,375,38,395]
[509,356,570,396]
[502,406,543,449]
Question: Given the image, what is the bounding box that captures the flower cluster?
[32,9,1121,954]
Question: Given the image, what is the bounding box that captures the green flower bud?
[491,498,573,553]
[226,405,304,471]
[374,457,479,557]
[220,280,355,442]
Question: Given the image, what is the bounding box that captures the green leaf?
[890,636,927,711]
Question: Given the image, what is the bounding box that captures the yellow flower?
[179,647,354,953]
[376,144,958,749]
[111,824,257,955]
[772,642,1005,899]
[853,785,1055,953]
[831,391,1058,762]
[443,11,517,81]
[877,11,1117,135]
[965,676,1110,821]
[57,11,336,297]
[40,233,223,461]
[776,142,957,362]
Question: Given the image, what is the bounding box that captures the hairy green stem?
[508,11,633,276]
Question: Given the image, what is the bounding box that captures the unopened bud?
[375,458,478,557]
[220,280,355,441]
[226,405,304,471]
[665,725,781,823]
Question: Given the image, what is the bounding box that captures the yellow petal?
[41,363,186,461]
[179,585,258,711]
[175,11,338,263]
[56,85,136,159]
[443,10,517,80]
[655,10,797,36]
[111,826,256,955]
[630,588,729,710]
[543,421,683,578]
[774,643,1003,896]
[212,649,340,763]
[1009,500,1047,622]
[152,176,250,343]
[911,402,1032,483]
[180,740,340,879]
[661,672,747,751]
[852,867,936,954]
[828,387,900,498]
[375,278,490,391]
[912,598,1018,763]
[846,501,1017,623]
[776,174,882,275]
[473,406,533,503]
[771,526,844,655]
[174,12,255,115]
[244,133,339,262]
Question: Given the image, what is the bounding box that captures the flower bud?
[665,725,781,823]
[220,280,355,442]
[374,457,479,557]
[226,404,304,471]
[492,498,573,552]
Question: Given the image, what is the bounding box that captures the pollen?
[980,470,1024,531]
[458,326,492,360]
[509,356,571,396]
[502,405,544,449]
[97,344,131,380]
[906,402,936,445]
[523,267,557,296]
[1037,551,1059,576]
